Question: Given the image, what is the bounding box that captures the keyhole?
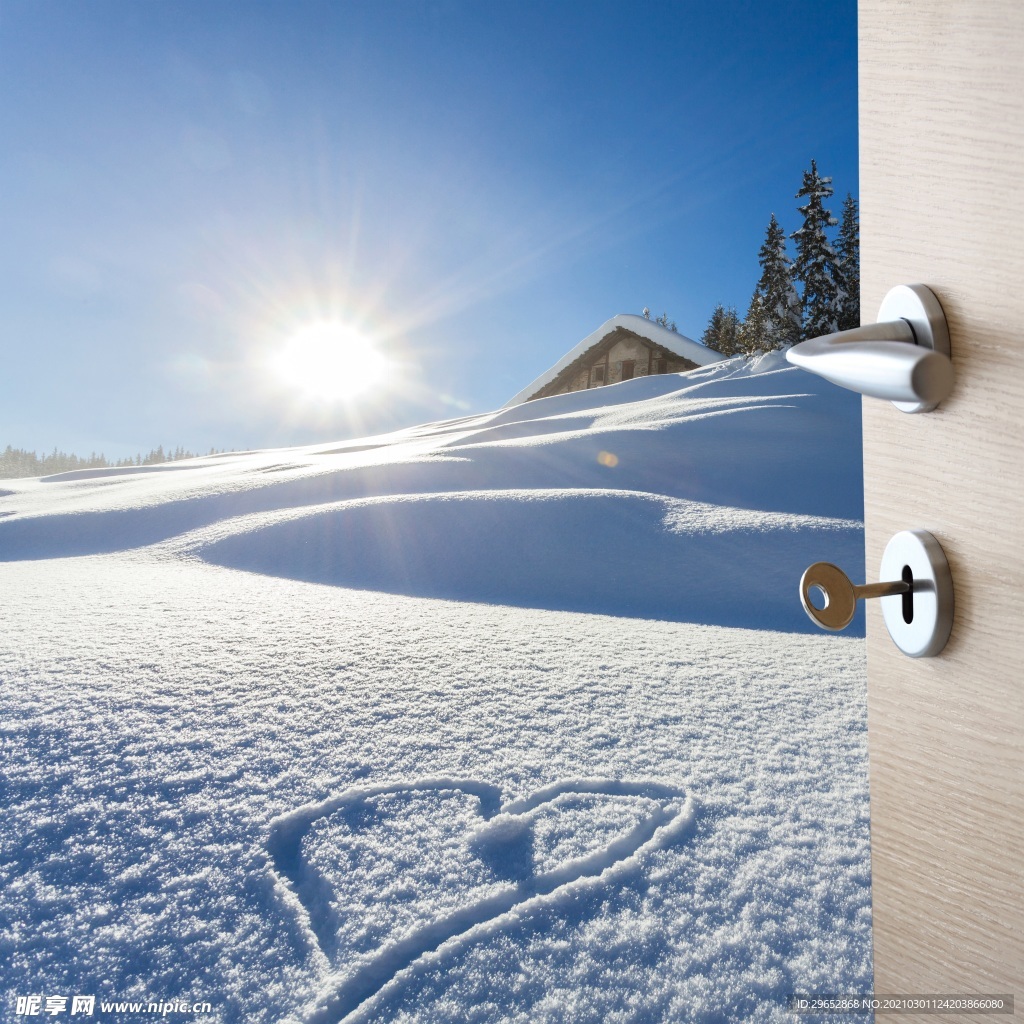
[808,585,829,611]
[902,564,914,624]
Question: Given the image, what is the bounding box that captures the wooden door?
[860,0,1024,1009]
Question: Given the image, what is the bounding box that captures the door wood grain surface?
[860,0,1024,1012]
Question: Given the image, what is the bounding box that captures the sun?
[269,321,388,401]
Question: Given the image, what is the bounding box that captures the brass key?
[800,561,910,631]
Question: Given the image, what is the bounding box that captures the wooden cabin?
[505,314,726,407]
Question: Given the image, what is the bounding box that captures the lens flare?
[269,321,388,401]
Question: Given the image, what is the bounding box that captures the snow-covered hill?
[0,353,871,1022]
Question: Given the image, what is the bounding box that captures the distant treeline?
[1,444,228,479]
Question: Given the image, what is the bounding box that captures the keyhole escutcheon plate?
[879,530,954,657]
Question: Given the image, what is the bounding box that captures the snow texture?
[0,353,871,1022]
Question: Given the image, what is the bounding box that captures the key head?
[800,561,858,631]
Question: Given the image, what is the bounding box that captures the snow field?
[0,355,871,1021]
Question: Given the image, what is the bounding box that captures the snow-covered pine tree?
[739,291,769,356]
[791,160,840,339]
[701,304,726,352]
[835,193,860,332]
[702,304,742,356]
[721,306,741,355]
[753,214,801,349]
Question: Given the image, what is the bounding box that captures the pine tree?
[720,306,741,356]
[791,160,840,339]
[835,193,860,332]
[753,214,801,349]
[701,305,726,354]
[701,304,742,356]
[739,291,769,356]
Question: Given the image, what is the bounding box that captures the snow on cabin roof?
[504,313,727,407]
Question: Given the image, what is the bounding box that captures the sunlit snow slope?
[0,353,864,633]
[0,353,871,1023]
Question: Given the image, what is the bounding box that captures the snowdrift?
[0,352,863,633]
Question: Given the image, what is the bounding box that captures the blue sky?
[0,0,857,458]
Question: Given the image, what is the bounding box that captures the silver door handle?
[785,284,954,413]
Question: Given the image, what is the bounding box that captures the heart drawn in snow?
[267,778,697,1024]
